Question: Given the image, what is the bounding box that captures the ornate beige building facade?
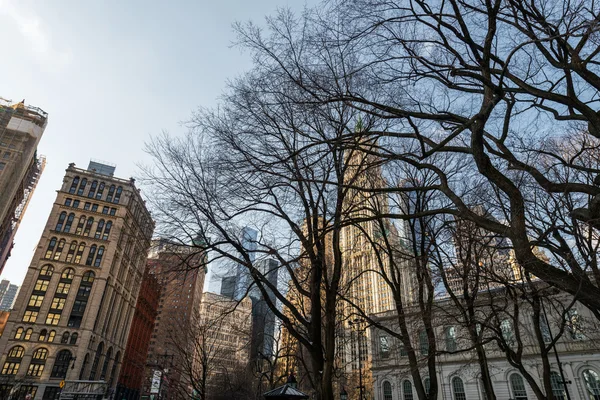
[0,161,153,399]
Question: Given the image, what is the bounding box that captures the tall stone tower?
[0,161,153,399]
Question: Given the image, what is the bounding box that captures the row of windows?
[45,238,105,266]
[380,311,586,359]
[24,266,95,328]
[14,328,78,345]
[64,198,118,216]
[2,346,74,379]
[54,212,113,240]
[382,370,600,400]
[69,177,123,204]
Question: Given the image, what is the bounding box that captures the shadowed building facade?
[117,267,160,400]
[0,99,47,274]
[141,240,207,400]
[0,161,154,399]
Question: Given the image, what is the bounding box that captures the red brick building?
[141,240,206,400]
[116,267,160,399]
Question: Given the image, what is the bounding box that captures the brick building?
[0,161,154,399]
[141,240,207,400]
[117,267,160,399]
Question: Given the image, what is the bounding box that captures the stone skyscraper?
[0,99,47,274]
[0,161,153,399]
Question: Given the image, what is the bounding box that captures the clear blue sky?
[0,0,315,287]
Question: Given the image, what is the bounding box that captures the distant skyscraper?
[249,258,279,360]
[0,161,154,399]
[0,280,10,300]
[220,276,236,299]
[0,284,18,311]
[0,99,47,274]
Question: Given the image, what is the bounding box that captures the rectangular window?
[567,308,584,340]
[419,330,429,356]
[33,279,49,292]
[45,313,61,325]
[0,162,5,171]
[28,295,44,308]
[73,200,80,208]
[22,311,38,323]
[379,336,390,359]
[65,199,72,207]
[110,208,117,216]
[3,152,10,159]
[27,364,44,377]
[56,283,71,295]
[102,206,109,214]
[84,202,91,210]
[50,298,66,311]
[91,204,98,212]
[1,362,19,375]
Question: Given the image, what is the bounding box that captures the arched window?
[70,332,78,345]
[96,182,106,200]
[86,245,97,266]
[24,328,33,341]
[114,186,122,203]
[55,212,67,231]
[61,332,70,344]
[14,327,23,340]
[63,213,75,233]
[100,347,112,380]
[88,181,98,198]
[452,377,466,400]
[27,348,48,377]
[94,246,105,267]
[106,185,116,202]
[582,369,600,400]
[54,239,66,260]
[45,238,57,259]
[61,268,75,281]
[108,351,121,386]
[48,330,56,343]
[69,177,80,194]
[382,381,393,400]
[83,271,95,283]
[95,220,105,239]
[510,373,528,400]
[38,329,48,341]
[77,178,88,196]
[403,380,414,400]
[79,353,89,380]
[446,326,457,351]
[51,350,72,378]
[75,243,86,264]
[65,241,78,263]
[83,217,94,236]
[89,342,104,380]
[75,216,86,235]
[550,372,566,400]
[1,346,24,375]
[40,265,54,277]
[102,221,112,240]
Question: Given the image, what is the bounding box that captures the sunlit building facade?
[0,161,154,399]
